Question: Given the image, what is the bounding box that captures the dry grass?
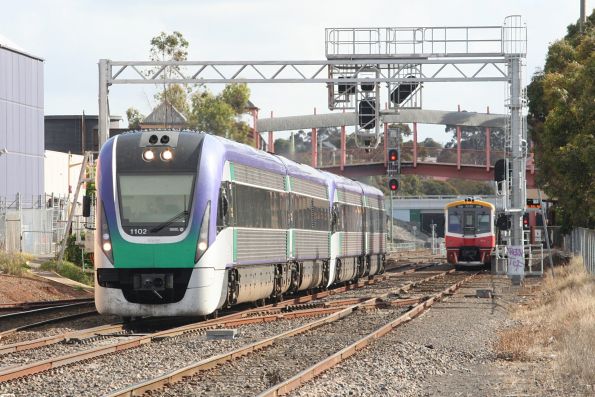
[495,257,595,387]
[0,251,33,276]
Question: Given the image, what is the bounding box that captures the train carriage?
[94,130,385,317]
[444,198,495,267]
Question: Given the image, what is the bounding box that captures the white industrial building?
[0,35,45,200]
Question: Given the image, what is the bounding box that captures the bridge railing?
[303,147,507,168]
[281,147,535,171]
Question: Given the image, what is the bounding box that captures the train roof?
[272,155,328,186]
[208,134,287,175]
[318,170,363,195]
[111,131,381,196]
[446,199,495,210]
[355,181,383,198]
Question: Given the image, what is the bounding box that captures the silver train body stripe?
[290,177,327,200]
[235,228,287,263]
[232,162,286,191]
[293,229,330,258]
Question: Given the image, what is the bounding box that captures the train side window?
[478,213,491,233]
[448,213,461,233]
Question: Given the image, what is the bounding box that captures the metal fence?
[0,194,70,256]
[563,228,595,275]
[492,244,545,276]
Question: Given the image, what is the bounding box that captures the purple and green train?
[94,130,386,318]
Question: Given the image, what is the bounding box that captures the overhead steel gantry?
[98,15,528,254]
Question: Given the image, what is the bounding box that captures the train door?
[463,211,475,236]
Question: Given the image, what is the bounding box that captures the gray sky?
[0,0,586,143]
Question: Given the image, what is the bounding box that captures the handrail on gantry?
[325,16,526,59]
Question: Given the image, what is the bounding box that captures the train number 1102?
[129,228,148,235]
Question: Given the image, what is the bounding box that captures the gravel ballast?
[290,274,548,397]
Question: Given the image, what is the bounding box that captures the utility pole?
[580,0,587,32]
[98,59,109,148]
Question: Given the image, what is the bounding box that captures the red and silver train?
[444,198,495,267]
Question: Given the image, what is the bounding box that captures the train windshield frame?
[447,204,492,235]
[117,173,195,233]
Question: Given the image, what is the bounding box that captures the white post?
[98,59,110,149]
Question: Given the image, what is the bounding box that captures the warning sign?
[507,245,525,276]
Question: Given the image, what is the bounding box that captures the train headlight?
[195,201,210,263]
[143,149,155,161]
[161,149,173,161]
[100,203,114,263]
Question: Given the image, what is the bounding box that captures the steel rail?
[0,263,437,356]
[0,265,444,383]
[257,272,477,397]
[0,302,94,321]
[0,310,98,340]
[105,270,455,397]
[0,323,126,355]
[0,298,94,313]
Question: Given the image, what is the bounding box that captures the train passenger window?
[448,213,461,233]
[216,185,229,232]
[478,213,491,233]
[231,183,289,229]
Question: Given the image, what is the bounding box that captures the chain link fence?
[0,195,69,256]
[563,228,595,275]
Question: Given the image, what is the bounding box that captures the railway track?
[0,301,97,337]
[107,269,474,397]
[0,264,466,396]
[0,298,94,313]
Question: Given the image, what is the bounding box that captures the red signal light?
[389,178,399,191]
[388,149,398,162]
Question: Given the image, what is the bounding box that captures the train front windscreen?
[118,173,195,236]
[447,205,492,236]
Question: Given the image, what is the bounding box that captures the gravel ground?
[0,305,97,334]
[0,317,317,396]
[152,307,411,396]
[0,332,138,372]
[0,274,92,304]
[0,314,119,345]
[0,265,457,397]
[317,266,452,304]
[289,274,563,397]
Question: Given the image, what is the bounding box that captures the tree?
[527,11,595,230]
[188,84,253,143]
[138,32,254,143]
[149,31,191,118]
[126,107,144,129]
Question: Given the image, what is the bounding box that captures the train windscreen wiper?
[150,210,189,233]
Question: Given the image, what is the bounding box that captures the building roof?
[142,102,187,125]
[45,115,122,121]
[0,33,43,61]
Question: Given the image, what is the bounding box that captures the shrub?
[0,251,32,276]
[40,260,93,286]
[495,258,595,386]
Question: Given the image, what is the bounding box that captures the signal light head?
[388,149,398,162]
[389,178,399,191]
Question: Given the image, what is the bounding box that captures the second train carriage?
[95,130,386,317]
[444,198,496,267]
